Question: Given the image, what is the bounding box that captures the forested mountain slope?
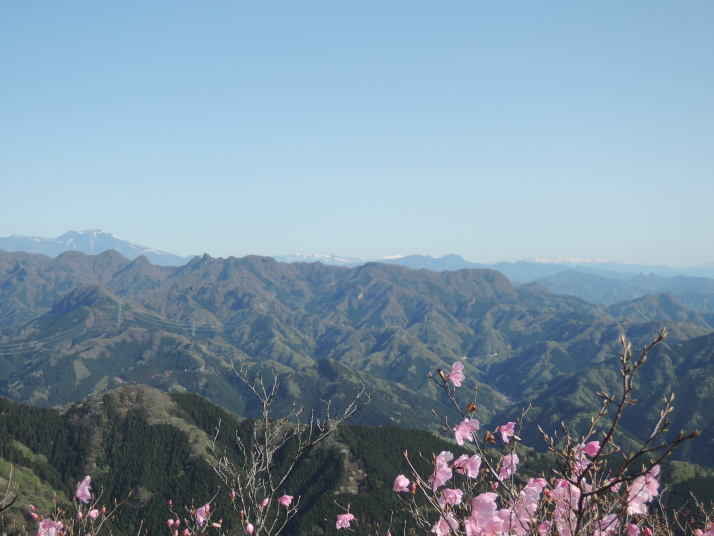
[0,250,712,466]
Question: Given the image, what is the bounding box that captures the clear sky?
[2,2,712,266]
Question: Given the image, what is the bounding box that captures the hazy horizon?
[2,228,712,269]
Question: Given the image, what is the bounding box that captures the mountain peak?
[0,230,192,266]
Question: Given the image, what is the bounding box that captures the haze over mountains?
[3,230,714,308]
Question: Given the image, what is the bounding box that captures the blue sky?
[2,2,712,266]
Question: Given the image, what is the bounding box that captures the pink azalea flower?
[336,513,355,529]
[454,454,482,478]
[88,509,99,520]
[453,418,480,445]
[470,492,499,519]
[445,362,465,387]
[75,476,92,504]
[498,422,517,443]
[627,524,641,536]
[393,475,410,492]
[431,514,459,536]
[438,488,463,509]
[195,504,209,527]
[431,461,453,491]
[37,519,63,536]
[594,514,619,536]
[580,441,601,457]
[498,453,520,480]
[627,465,660,515]
[278,494,293,507]
[436,451,454,466]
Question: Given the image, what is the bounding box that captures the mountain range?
[1,248,714,467]
[4,229,714,279]
[0,230,193,266]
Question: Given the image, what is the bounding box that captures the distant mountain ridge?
[4,231,714,312]
[4,230,714,278]
[0,230,192,266]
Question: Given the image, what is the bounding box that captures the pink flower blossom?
[37,519,63,536]
[538,522,552,535]
[453,418,480,445]
[195,504,209,527]
[470,492,499,518]
[278,495,293,507]
[445,362,465,387]
[431,461,453,491]
[336,513,355,529]
[167,520,175,528]
[454,454,482,478]
[431,514,459,536]
[245,523,254,535]
[260,497,269,507]
[627,524,641,536]
[579,441,601,457]
[498,453,520,480]
[594,514,619,536]
[438,488,463,509]
[498,422,517,443]
[393,475,410,492]
[88,510,99,520]
[627,465,660,515]
[75,476,92,504]
[436,451,454,465]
